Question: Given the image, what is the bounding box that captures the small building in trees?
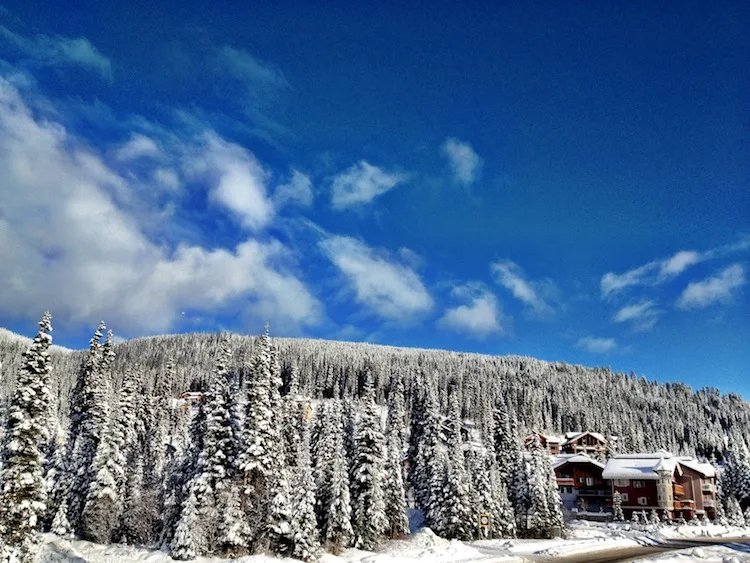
[552,454,610,513]
[523,433,561,455]
[560,432,607,457]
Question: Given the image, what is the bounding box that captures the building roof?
[563,431,607,445]
[677,458,716,478]
[602,453,679,480]
[552,453,605,470]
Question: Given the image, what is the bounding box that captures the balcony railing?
[701,483,714,493]
[577,489,611,497]
[673,484,685,497]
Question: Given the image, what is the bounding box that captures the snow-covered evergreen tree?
[350,376,388,550]
[320,401,353,554]
[0,313,53,562]
[61,322,108,535]
[216,484,251,557]
[434,384,474,540]
[170,486,207,560]
[383,373,409,537]
[612,491,625,522]
[526,434,552,538]
[726,497,746,527]
[290,405,321,561]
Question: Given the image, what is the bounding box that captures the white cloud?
[441,137,482,185]
[613,300,661,331]
[214,45,289,96]
[274,170,313,208]
[0,25,112,81]
[320,235,432,320]
[491,260,555,317]
[116,134,161,161]
[0,78,321,335]
[601,240,750,298]
[185,132,274,231]
[438,283,503,338]
[576,336,617,354]
[330,161,406,210]
[677,264,745,309]
[153,168,180,191]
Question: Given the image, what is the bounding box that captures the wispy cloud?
[320,235,432,320]
[184,132,274,231]
[274,170,313,208]
[0,25,112,81]
[576,336,617,354]
[491,260,556,317]
[330,160,406,210]
[441,137,482,185]
[116,133,162,161]
[613,300,661,332]
[677,264,745,309]
[601,238,750,298]
[438,283,504,338]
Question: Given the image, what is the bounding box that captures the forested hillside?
[1,327,747,461]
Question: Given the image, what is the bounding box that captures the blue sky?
[0,2,748,395]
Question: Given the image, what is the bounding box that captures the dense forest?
[2,325,748,461]
[1,318,750,563]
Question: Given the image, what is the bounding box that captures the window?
[615,479,629,487]
[637,497,648,506]
[621,493,629,502]
[633,480,646,488]
[586,477,594,486]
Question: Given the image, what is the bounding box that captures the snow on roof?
[563,431,606,444]
[602,454,678,480]
[546,436,562,443]
[552,454,605,470]
[677,458,716,478]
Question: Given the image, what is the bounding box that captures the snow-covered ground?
[36,523,750,563]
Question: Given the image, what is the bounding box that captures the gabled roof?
[677,458,716,478]
[552,453,605,470]
[602,453,678,480]
[563,431,607,445]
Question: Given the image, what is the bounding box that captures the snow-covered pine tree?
[526,434,552,538]
[80,331,122,544]
[350,375,388,550]
[508,452,530,535]
[0,313,53,562]
[175,335,235,554]
[61,321,108,535]
[726,497,745,527]
[321,401,353,554]
[408,372,445,530]
[237,325,279,542]
[612,491,625,522]
[290,403,321,561]
[383,373,409,538]
[120,452,149,544]
[170,485,207,560]
[493,401,517,487]
[435,384,474,540]
[490,466,517,538]
[216,483,251,557]
[649,508,660,526]
[467,449,493,539]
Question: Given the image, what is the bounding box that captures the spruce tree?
[435,385,474,540]
[322,401,353,554]
[612,491,625,522]
[61,322,109,534]
[350,378,388,550]
[383,375,409,537]
[0,313,53,561]
[290,405,321,561]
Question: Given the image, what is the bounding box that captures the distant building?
[602,452,716,520]
[561,431,608,457]
[524,433,562,454]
